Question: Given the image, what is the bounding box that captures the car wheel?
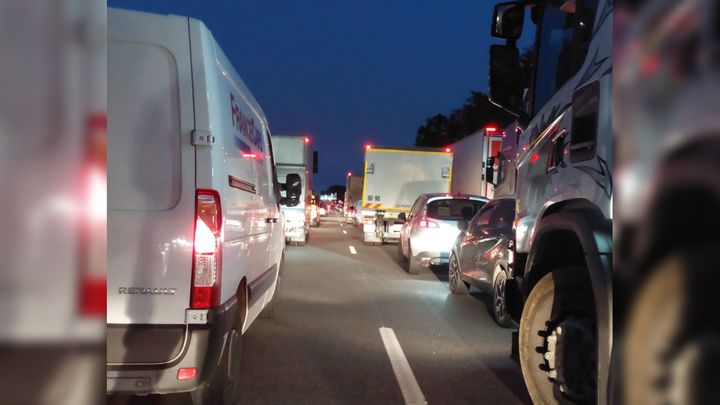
[519,267,596,405]
[397,238,408,262]
[407,246,422,275]
[492,267,512,327]
[448,253,468,294]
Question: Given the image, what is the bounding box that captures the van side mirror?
[485,156,497,186]
[398,212,407,222]
[489,45,524,117]
[281,173,302,207]
[492,2,524,40]
[312,151,318,174]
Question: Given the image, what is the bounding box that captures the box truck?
[450,126,504,199]
[273,135,317,245]
[107,9,301,404]
[344,172,364,223]
[361,146,453,245]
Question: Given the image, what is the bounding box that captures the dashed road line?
[348,245,357,255]
[379,327,427,405]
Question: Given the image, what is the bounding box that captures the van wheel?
[191,328,241,405]
[397,240,408,262]
[519,267,596,405]
[492,267,512,328]
[448,253,468,294]
[407,247,422,275]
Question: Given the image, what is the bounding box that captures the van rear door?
[107,10,196,326]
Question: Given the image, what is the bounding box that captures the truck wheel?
[448,253,468,294]
[407,247,422,275]
[492,267,512,327]
[519,267,596,405]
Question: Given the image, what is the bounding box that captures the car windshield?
[425,198,486,221]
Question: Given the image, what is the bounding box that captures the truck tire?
[492,267,512,328]
[407,247,422,275]
[448,253,468,294]
[519,267,596,405]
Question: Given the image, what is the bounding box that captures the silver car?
[398,194,488,274]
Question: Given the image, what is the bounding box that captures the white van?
[106,9,301,404]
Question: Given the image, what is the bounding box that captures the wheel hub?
[541,317,596,402]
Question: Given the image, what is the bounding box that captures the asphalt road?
[112,213,531,405]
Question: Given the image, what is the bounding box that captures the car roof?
[421,193,489,202]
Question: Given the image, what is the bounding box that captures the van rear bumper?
[106,300,236,395]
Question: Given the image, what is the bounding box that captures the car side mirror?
[280,173,302,207]
[398,212,407,221]
[489,44,525,119]
[485,156,497,186]
[492,2,525,40]
[457,221,469,232]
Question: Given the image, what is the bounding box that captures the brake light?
[417,217,439,228]
[191,190,222,309]
[79,113,107,318]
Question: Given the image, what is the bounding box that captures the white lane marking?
[379,327,427,405]
[349,245,357,255]
[343,230,348,234]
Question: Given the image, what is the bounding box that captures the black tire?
[191,322,242,405]
[397,239,408,262]
[407,246,422,275]
[448,253,468,294]
[519,267,596,405]
[492,266,512,327]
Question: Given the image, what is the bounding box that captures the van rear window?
[426,199,486,221]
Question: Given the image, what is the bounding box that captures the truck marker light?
[486,126,498,133]
[365,144,373,150]
[304,136,310,144]
[444,147,452,153]
[347,172,352,177]
[529,152,540,164]
[177,368,197,380]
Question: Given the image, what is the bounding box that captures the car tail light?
[191,190,222,309]
[417,217,439,228]
[79,113,107,318]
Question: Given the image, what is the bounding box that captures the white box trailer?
[344,172,364,223]
[361,146,453,244]
[450,126,504,199]
[273,135,315,245]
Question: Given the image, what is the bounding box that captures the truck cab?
[488,1,612,403]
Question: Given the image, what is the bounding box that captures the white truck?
[107,9,301,404]
[361,146,453,245]
[273,135,316,245]
[450,126,504,198]
[344,172,364,223]
[488,1,612,403]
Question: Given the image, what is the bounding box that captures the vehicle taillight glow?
[191,190,222,309]
[304,136,310,144]
[417,217,439,228]
[365,144,373,150]
[177,368,197,380]
[444,147,452,153]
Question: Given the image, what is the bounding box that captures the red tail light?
[191,190,222,309]
[417,217,439,228]
[79,113,107,318]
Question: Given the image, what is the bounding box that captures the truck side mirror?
[398,212,407,222]
[489,45,524,117]
[281,173,302,207]
[312,151,318,174]
[485,156,497,186]
[491,2,524,40]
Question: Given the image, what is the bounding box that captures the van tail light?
[79,113,107,318]
[417,217,439,228]
[191,190,222,309]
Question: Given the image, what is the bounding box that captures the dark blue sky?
[109,0,500,190]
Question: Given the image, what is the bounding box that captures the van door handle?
[266,218,279,223]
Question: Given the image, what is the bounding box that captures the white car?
[107,9,301,404]
[398,194,488,274]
